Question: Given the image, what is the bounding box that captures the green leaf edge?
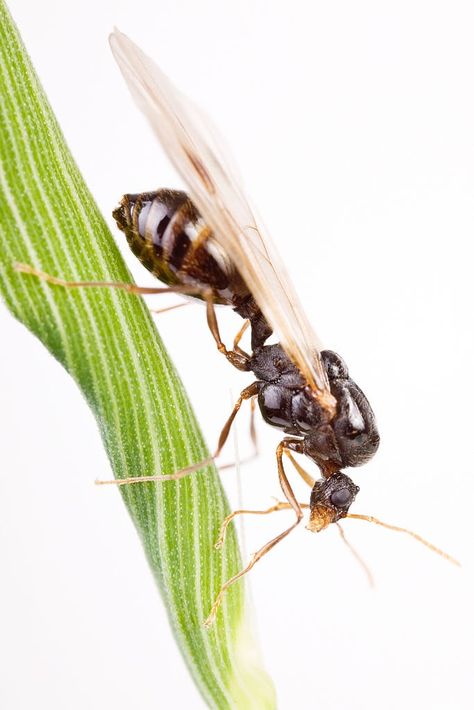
[0,2,276,708]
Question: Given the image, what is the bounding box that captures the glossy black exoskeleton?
[251,346,379,471]
[113,189,380,532]
[247,344,379,530]
[16,30,457,629]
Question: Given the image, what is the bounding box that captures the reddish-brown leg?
[15,263,258,485]
[95,382,261,486]
[149,301,191,315]
[216,447,314,546]
[15,262,250,370]
[284,451,316,488]
[203,438,304,627]
[215,500,309,549]
[232,319,250,357]
[203,293,249,370]
[219,395,259,471]
[15,263,203,297]
[213,383,260,459]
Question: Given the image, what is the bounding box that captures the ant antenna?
[346,514,460,567]
[336,523,375,588]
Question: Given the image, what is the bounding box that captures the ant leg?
[15,262,211,299]
[218,395,259,471]
[203,293,250,371]
[96,382,261,487]
[249,397,257,453]
[220,447,315,527]
[233,320,250,357]
[217,445,315,546]
[149,301,191,315]
[215,500,309,549]
[17,263,255,476]
[212,383,261,458]
[95,455,216,487]
[204,438,304,627]
[284,450,316,488]
[15,263,250,370]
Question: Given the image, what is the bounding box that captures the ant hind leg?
[15,262,212,298]
[16,263,252,372]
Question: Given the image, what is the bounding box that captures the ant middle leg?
[219,395,259,471]
[16,262,257,481]
[96,382,261,487]
[214,383,261,460]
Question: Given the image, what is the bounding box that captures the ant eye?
[330,488,352,507]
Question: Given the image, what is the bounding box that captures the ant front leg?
[284,447,316,488]
[204,437,305,627]
[217,440,315,544]
[215,499,310,550]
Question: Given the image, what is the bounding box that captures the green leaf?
[0,2,276,707]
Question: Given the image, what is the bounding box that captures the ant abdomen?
[113,189,249,306]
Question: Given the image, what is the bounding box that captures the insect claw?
[203,611,217,629]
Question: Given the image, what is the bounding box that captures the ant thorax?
[249,345,380,475]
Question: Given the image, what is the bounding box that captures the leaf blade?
[0,3,276,707]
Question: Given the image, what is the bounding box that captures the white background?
[1,1,473,708]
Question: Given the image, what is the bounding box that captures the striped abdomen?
[113,189,249,306]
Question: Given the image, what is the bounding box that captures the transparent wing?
[109,30,336,416]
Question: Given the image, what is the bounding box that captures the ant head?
[307,472,360,532]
